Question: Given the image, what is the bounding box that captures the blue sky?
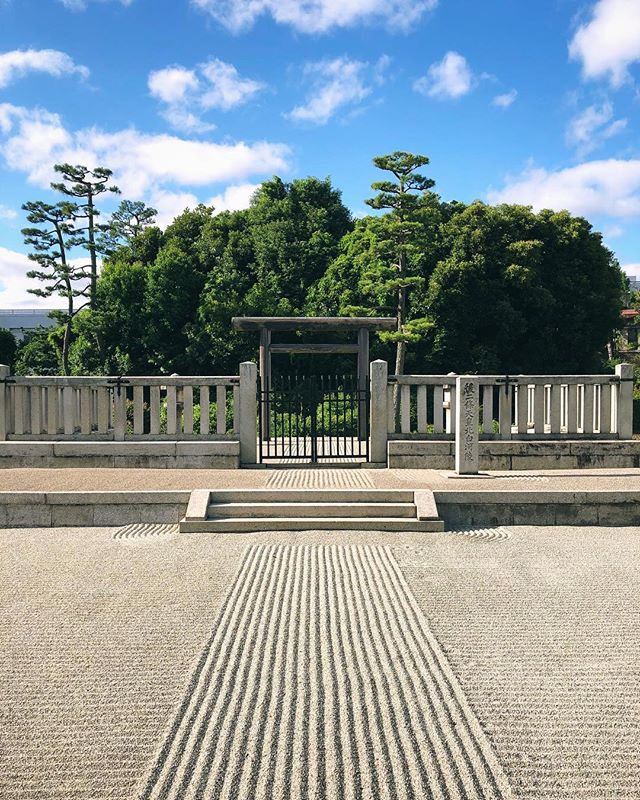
[0,0,639,307]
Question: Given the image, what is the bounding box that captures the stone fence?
[370,361,636,471]
[0,360,635,471]
[0,362,258,468]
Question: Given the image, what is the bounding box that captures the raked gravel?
[1,525,639,798]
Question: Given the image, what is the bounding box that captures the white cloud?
[0,49,89,89]
[565,101,627,155]
[0,246,66,309]
[0,205,17,220]
[492,89,518,108]
[569,0,640,87]
[59,0,133,10]
[604,223,624,237]
[191,0,437,33]
[623,262,640,275]
[208,182,260,212]
[0,103,290,200]
[148,66,199,104]
[288,57,382,125]
[488,159,640,219]
[413,51,474,100]
[200,59,265,110]
[148,59,264,133]
[148,189,200,228]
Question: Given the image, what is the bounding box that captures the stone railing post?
[0,364,9,441]
[369,360,388,464]
[455,376,479,474]
[616,363,634,439]
[239,361,258,465]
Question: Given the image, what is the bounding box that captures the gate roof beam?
[232,317,396,332]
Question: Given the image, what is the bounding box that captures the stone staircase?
[180,489,444,533]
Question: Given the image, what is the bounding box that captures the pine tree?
[21,200,89,374]
[51,164,120,308]
[365,151,435,378]
[98,199,158,256]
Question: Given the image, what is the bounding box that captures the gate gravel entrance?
[258,374,368,463]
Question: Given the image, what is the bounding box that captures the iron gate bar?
[258,373,369,463]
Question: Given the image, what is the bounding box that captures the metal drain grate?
[113,523,179,540]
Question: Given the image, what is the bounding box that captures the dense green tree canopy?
[14,165,624,378]
[421,202,624,373]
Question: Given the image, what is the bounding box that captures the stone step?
[208,489,416,504]
[180,517,445,533]
[206,502,417,519]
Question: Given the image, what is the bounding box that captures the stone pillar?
[616,363,634,439]
[369,360,388,464]
[455,376,479,475]
[0,364,9,441]
[239,361,258,465]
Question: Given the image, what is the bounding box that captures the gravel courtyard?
[1,524,639,799]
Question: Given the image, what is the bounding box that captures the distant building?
[628,277,640,292]
[0,309,57,341]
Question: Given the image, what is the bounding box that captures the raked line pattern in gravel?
[139,543,512,800]
[265,469,375,489]
[113,523,180,540]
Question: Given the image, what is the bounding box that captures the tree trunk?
[88,189,97,310]
[62,291,73,376]
[393,251,407,428]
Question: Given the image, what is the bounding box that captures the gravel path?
[2,525,639,798]
[395,525,640,799]
[140,544,510,800]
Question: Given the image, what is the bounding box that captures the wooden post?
[0,364,9,441]
[259,328,271,440]
[357,327,369,440]
[239,361,258,465]
[369,360,388,464]
[616,363,634,439]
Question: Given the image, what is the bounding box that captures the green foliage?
[98,200,158,256]
[51,163,121,309]
[310,152,441,377]
[423,203,624,373]
[188,177,353,374]
[13,328,61,375]
[21,200,90,374]
[16,164,624,380]
[0,328,17,367]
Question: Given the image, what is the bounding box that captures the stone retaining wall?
[0,440,240,469]
[388,439,640,470]
[434,489,640,528]
[0,491,191,527]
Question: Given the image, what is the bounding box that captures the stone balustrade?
[370,361,635,471]
[0,366,244,443]
[378,365,633,441]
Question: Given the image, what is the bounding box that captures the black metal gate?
[258,374,369,462]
